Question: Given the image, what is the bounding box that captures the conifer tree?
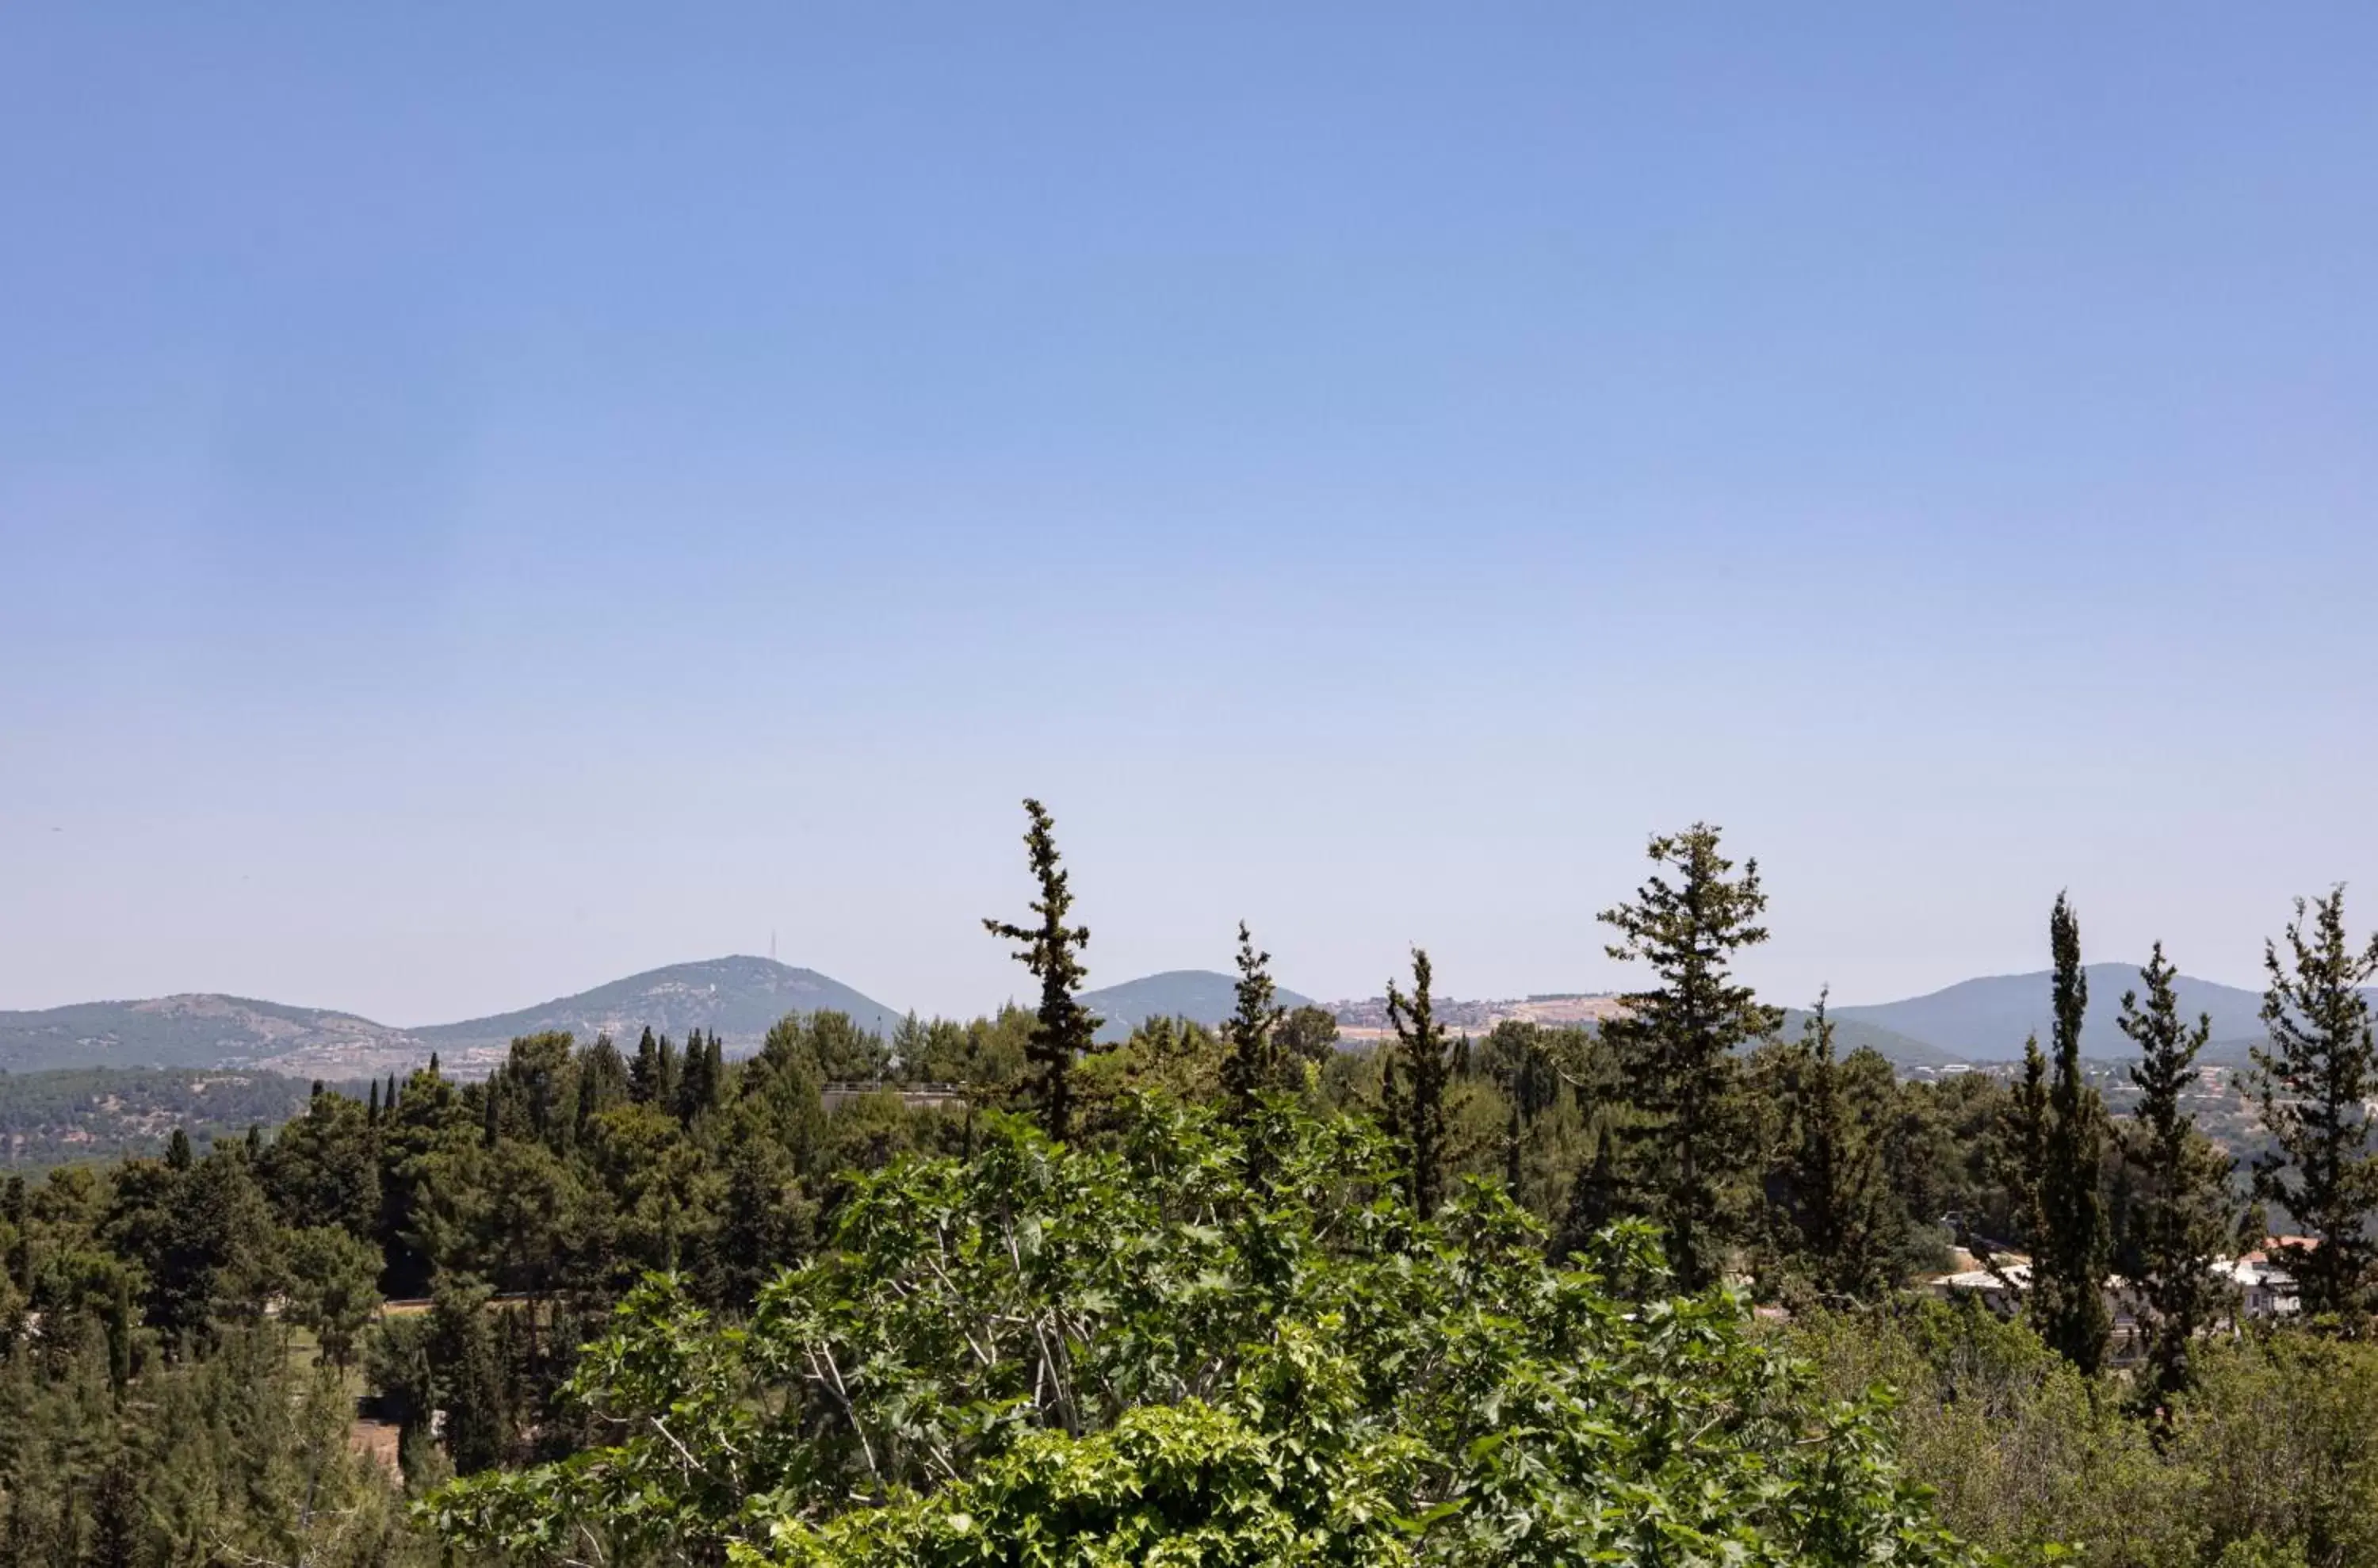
[893,1011,927,1079]
[433,1283,511,1474]
[2031,893,2112,1374]
[1553,1121,1627,1260]
[85,1457,137,1568]
[675,1031,722,1124]
[1484,1023,1560,1193]
[658,1034,682,1108]
[983,799,1098,1142]
[629,1027,663,1105]
[1776,992,1900,1302]
[1598,824,1782,1290]
[1220,922,1287,1123]
[2250,887,2378,1320]
[2117,941,2233,1403]
[1994,1034,2049,1265]
[1382,947,1461,1218]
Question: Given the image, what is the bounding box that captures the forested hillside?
[1076,966,1318,1041]
[0,1068,319,1168]
[410,955,904,1057]
[1834,965,2278,1061]
[0,994,403,1073]
[9,808,2378,1566]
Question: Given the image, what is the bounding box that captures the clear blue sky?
[6,5,2376,1024]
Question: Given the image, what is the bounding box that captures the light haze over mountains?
[0,954,2330,1078]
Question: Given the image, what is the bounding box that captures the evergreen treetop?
[2250,886,2378,1321]
[2032,892,2112,1374]
[983,798,1098,1143]
[1597,823,1782,1289]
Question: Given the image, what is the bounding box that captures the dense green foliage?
[14,817,2378,1566]
[431,1104,1982,1568]
[0,1069,319,1169]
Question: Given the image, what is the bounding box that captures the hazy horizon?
[0,942,2307,1033]
[10,7,2378,1023]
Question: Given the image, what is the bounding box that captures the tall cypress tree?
[85,1457,138,1568]
[2118,941,2233,1404]
[2250,887,2378,1321]
[1598,824,1782,1291]
[1994,1034,2050,1265]
[1382,947,1460,1219]
[1220,922,1287,1123]
[983,798,1097,1142]
[576,1034,629,1142]
[2032,893,2111,1374]
[1554,1120,1627,1260]
[433,1282,511,1475]
[657,1034,682,1109]
[675,1031,723,1124]
[1489,1024,1560,1195]
[1777,992,1899,1302]
[629,1027,664,1105]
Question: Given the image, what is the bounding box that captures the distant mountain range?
[1077,970,1319,1044]
[1831,964,2277,1063]
[413,956,901,1056]
[0,994,404,1077]
[0,958,900,1078]
[4,954,2357,1080]
[1774,1008,1960,1069]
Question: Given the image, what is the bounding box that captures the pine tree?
[577,1034,629,1142]
[983,799,1098,1142]
[675,1031,722,1124]
[85,1455,138,1568]
[1382,947,1461,1218]
[1553,1122,1627,1260]
[2250,887,2378,1321]
[2029,893,2112,1373]
[165,1129,193,1173]
[366,1079,381,1122]
[1994,1034,2050,1267]
[1777,993,1900,1302]
[1485,1023,1560,1194]
[629,1027,664,1105]
[893,1011,927,1080]
[2117,941,2234,1404]
[433,1283,511,1475]
[1219,922,1287,1124]
[1598,824,1782,1291]
[658,1034,682,1109]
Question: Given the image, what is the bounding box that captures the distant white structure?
[1927,1260,2027,1316]
[2211,1249,2301,1321]
[1927,1241,2303,1325]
